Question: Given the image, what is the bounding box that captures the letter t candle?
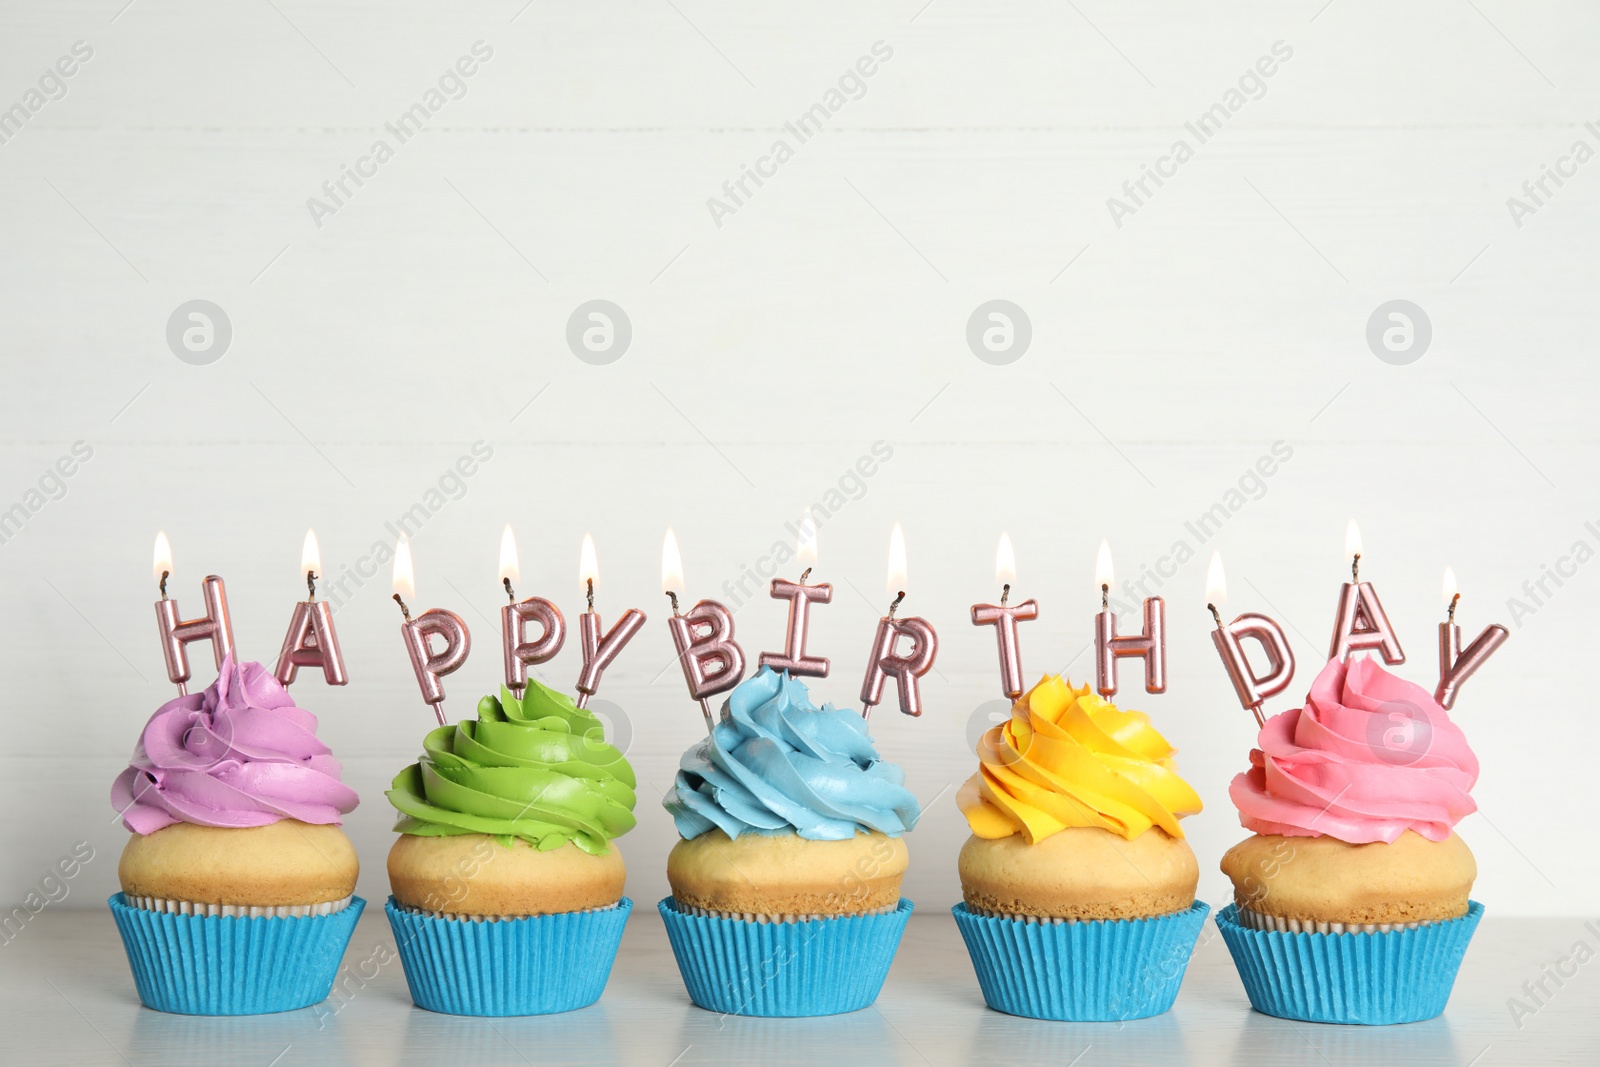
[970,533,1037,701]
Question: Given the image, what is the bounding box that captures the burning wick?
[1000,582,1010,607]
[887,590,905,619]
[392,592,412,622]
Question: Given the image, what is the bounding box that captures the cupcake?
[108,655,363,1015]
[659,666,920,1017]
[1215,655,1483,1024]
[383,678,636,1016]
[952,674,1208,1021]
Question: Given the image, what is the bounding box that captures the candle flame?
[662,527,685,596]
[1345,519,1363,560]
[1441,565,1457,607]
[393,534,416,600]
[579,533,599,589]
[887,521,907,595]
[1206,551,1227,610]
[796,513,818,569]
[498,524,520,586]
[1094,539,1114,591]
[301,529,321,578]
[996,532,1016,586]
[153,531,172,583]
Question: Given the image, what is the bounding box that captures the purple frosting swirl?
[110,655,358,834]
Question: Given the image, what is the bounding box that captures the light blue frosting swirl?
[664,666,922,841]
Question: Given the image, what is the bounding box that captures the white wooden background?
[0,1,1595,922]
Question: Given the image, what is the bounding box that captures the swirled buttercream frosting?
[386,679,636,854]
[957,674,1202,844]
[1229,655,1478,844]
[664,667,921,841]
[111,655,358,834]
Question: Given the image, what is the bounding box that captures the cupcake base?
[1215,900,1484,1024]
[385,896,631,1016]
[109,892,365,1015]
[658,896,913,1017]
[952,901,1209,1021]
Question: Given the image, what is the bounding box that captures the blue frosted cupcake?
[952,675,1208,1021]
[660,667,919,1017]
[383,680,637,1016]
[108,657,364,1015]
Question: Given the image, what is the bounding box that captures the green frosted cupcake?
[386,678,636,917]
[383,678,637,1015]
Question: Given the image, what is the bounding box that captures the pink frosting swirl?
[110,655,358,834]
[1229,655,1478,844]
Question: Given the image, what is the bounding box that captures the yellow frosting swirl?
[957,675,1202,843]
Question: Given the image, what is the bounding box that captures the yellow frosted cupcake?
[952,675,1208,1021]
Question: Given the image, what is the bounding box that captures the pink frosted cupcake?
[108,656,364,1014]
[1216,656,1483,1024]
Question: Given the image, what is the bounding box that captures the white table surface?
[3,905,1594,1066]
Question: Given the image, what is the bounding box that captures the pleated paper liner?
[109,892,366,1016]
[124,894,354,919]
[384,895,632,1016]
[658,896,914,1017]
[1215,900,1484,1025]
[952,901,1210,1022]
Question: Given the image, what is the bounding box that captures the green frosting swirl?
[386,679,636,854]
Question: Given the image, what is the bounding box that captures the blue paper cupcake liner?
[1215,900,1483,1024]
[951,901,1210,1021]
[109,892,366,1015]
[658,897,913,1017]
[385,896,631,1016]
